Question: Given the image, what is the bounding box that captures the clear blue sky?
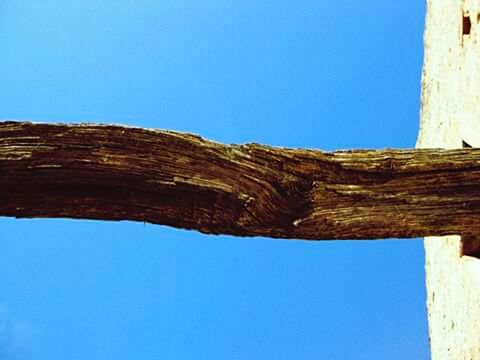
[0,1,429,359]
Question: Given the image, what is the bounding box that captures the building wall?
[417,0,480,358]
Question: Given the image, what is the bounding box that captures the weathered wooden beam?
[1,121,480,240]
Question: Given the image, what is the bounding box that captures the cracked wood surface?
[1,121,480,240]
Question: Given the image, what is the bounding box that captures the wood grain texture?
[1,121,480,240]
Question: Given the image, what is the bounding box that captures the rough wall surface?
[418,0,480,358]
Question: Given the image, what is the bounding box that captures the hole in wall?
[461,235,480,258]
[477,13,480,23]
[462,140,472,148]
[463,14,472,35]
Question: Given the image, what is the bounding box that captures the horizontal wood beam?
[1,121,479,240]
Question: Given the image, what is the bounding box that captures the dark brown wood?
[1,121,480,240]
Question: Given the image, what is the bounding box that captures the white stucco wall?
[417,0,480,358]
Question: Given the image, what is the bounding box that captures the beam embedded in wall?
[2,121,480,240]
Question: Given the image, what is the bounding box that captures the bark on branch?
[1,121,479,240]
